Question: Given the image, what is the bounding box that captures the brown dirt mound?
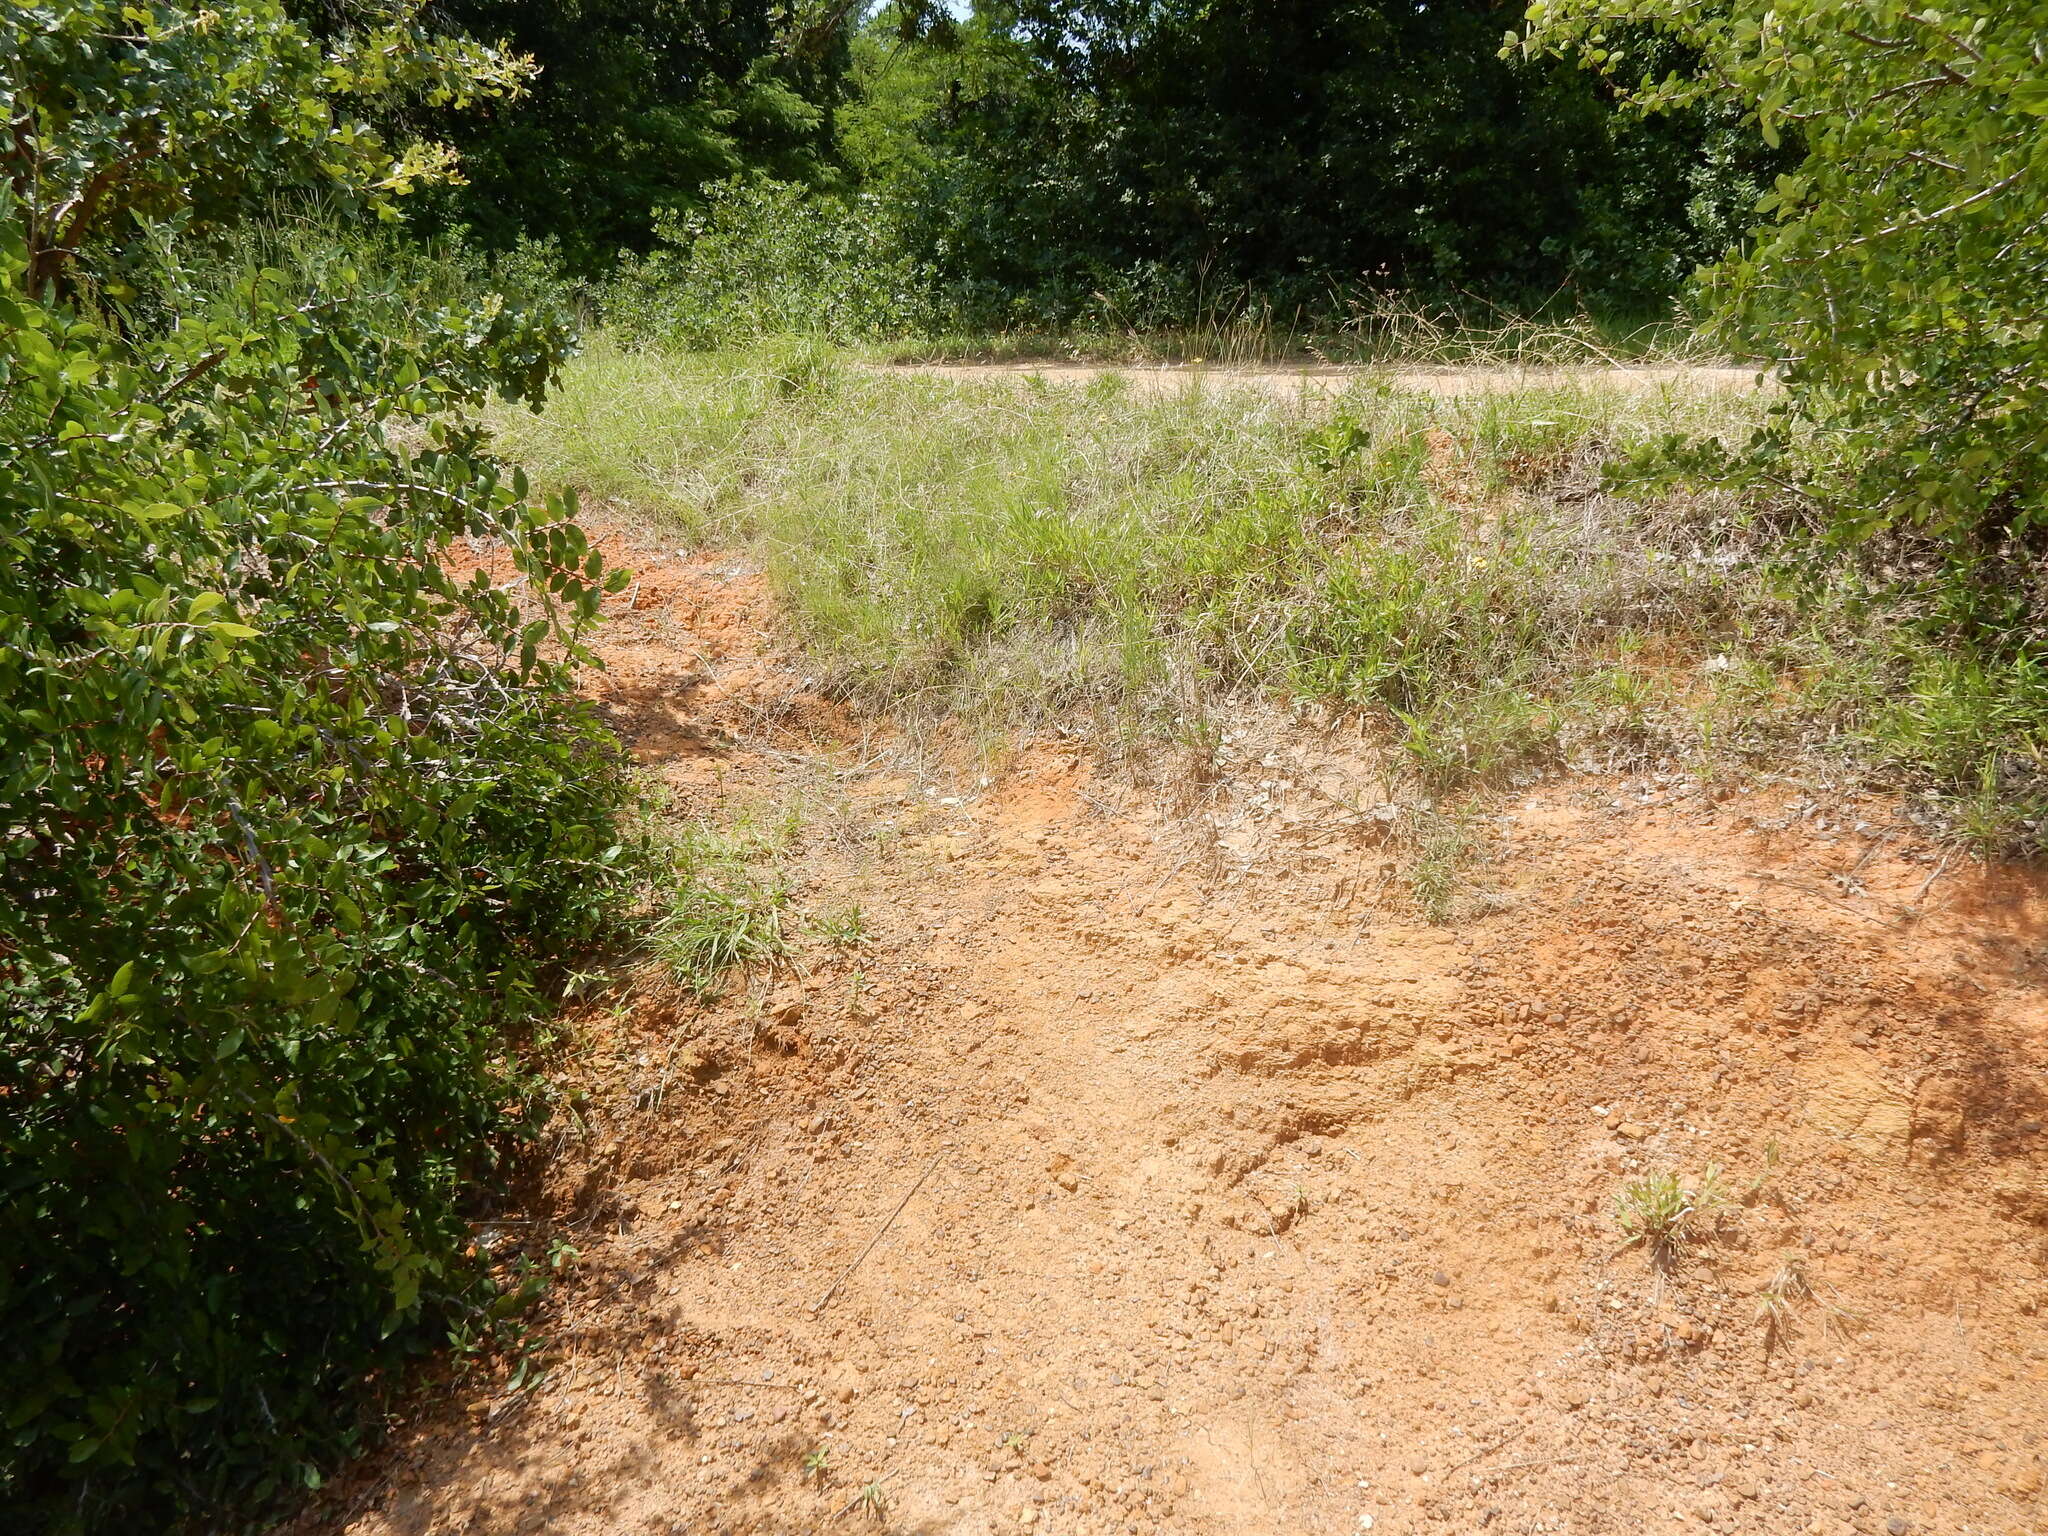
[302,523,2046,1536]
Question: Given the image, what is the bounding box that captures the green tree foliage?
[1,5,639,1528]
[7,0,530,295]
[847,0,1782,324]
[608,175,931,347]
[1519,0,2048,839]
[1517,0,2048,546]
[402,0,855,272]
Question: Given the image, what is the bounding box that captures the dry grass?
[884,290,1718,370]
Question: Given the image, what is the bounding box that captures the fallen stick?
[814,1154,944,1313]
[1750,870,1901,926]
[1911,849,1952,909]
[1447,1423,1527,1474]
[1477,1455,1580,1480]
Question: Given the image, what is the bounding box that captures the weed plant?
[649,812,800,996]
[1615,1167,1731,1266]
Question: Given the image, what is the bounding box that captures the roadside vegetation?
[3,0,2041,1532]
[492,342,2044,850]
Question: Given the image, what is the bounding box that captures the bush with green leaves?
[1515,0,2048,841]
[1517,0,2048,544]
[1,5,642,1530]
[607,175,934,348]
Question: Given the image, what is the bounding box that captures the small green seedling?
[803,1444,833,1483]
[852,1479,889,1523]
[813,905,870,946]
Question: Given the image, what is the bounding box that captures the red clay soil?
[302,522,2047,1536]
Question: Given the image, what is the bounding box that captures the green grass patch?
[492,338,2048,852]
[651,880,789,997]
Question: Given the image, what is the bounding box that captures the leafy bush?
[0,6,643,1529]
[1518,0,2048,844]
[0,226,639,1533]
[1518,0,2048,543]
[608,176,933,348]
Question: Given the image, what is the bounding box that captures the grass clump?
[1404,810,1487,925]
[1614,1167,1730,1266]
[1754,1255,1813,1349]
[810,905,871,947]
[648,809,801,996]
[651,881,788,997]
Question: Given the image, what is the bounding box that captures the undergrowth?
[883,290,1717,370]
[490,339,2048,852]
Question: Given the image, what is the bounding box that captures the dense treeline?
[404,0,850,270]
[397,0,1781,319]
[844,0,1782,321]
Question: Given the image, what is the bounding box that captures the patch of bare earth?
[304,522,2046,1536]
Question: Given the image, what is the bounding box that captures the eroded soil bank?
[303,522,2046,1536]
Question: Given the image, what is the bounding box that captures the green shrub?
[1519,0,2048,542]
[0,217,643,1534]
[1518,0,2048,844]
[608,176,933,348]
[0,6,644,1529]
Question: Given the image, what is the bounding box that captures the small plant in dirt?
[1743,1140,1783,1204]
[651,879,789,997]
[803,1444,834,1484]
[1404,809,1486,925]
[812,905,872,947]
[1614,1167,1730,1266]
[1755,1252,1860,1347]
[1755,1256,1813,1351]
[850,1478,890,1523]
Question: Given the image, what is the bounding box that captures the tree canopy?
[401,1,851,270]
[837,0,1782,320]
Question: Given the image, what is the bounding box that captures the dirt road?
[306,524,2046,1536]
[870,361,1767,399]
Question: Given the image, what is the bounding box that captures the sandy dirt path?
[868,361,1767,399]
[304,524,2046,1536]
